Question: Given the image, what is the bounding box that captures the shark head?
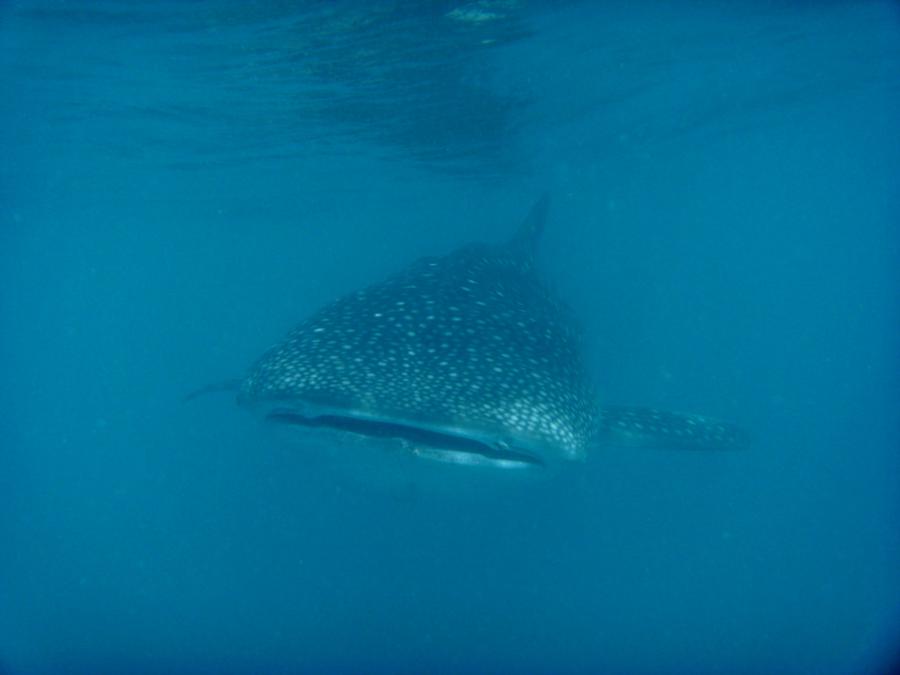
[236,195,599,472]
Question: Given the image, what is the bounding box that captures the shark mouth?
[265,409,545,469]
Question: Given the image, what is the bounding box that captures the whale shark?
[191,195,746,475]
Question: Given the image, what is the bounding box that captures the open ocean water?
[1,1,899,673]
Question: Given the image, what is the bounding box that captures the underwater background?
[2,1,899,673]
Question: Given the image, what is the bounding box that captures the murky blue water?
[2,2,899,673]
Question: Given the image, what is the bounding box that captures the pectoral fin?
[599,406,749,450]
[183,378,241,402]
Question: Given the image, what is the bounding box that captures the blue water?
[2,1,899,673]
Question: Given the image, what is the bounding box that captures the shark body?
[208,195,745,476]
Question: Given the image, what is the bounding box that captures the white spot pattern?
[239,242,598,458]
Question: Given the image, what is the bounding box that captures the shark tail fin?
[508,193,550,261]
[598,406,750,450]
[183,378,241,403]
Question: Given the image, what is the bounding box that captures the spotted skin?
[238,198,597,462]
[232,196,745,465]
[598,406,750,450]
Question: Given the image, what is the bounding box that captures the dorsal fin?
[507,193,549,261]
